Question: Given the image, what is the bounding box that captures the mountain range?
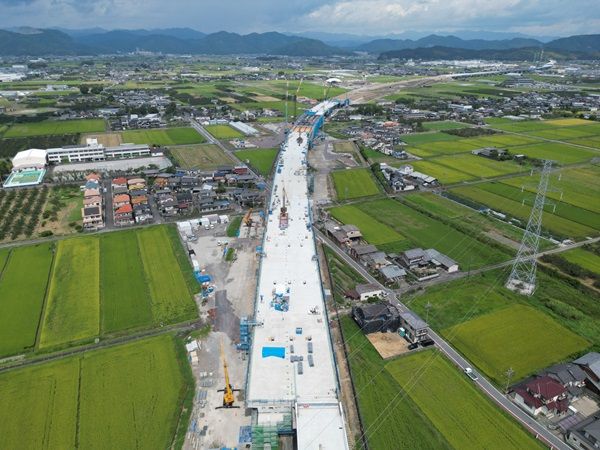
[0,28,598,59]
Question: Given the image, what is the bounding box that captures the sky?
[0,0,599,37]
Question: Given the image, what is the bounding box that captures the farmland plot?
[40,237,100,348]
[0,244,53,357]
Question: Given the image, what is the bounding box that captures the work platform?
[246,102,349,449]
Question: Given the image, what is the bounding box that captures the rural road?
[315,228,572,450]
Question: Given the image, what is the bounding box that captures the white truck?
[464,367,479,381]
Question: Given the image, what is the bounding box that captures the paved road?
[190,120,264,183]
[315,229,572,450]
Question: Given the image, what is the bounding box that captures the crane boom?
[217,340,239,409]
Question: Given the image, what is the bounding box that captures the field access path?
[0,317,200,374]
[315,228,580,450]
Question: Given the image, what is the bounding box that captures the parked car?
[408,342,419,350]
[420,338,435,347]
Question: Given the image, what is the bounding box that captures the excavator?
[243,207,253,227]
[216,341,240,409]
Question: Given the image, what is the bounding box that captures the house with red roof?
[114,203,134,226]
[512,375,569,417]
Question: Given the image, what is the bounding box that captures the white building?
[11,148,47,170]
[104,143,151,159]
[46,138,151,164]
[47,139,105,164]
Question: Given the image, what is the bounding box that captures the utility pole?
[505,367,515,393]
[505,160,553,296]
[425,301,432,324]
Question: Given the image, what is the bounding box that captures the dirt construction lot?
[181,220,263,449]
[367,332,411,359]
[81,132,122,146]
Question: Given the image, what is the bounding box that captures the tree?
[90,85,103,95]
[79,85,90,95]
[165,102,177,116]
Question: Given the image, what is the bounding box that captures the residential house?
[112,177,128,190]
[566,414,600,450]
[114,204,134,226]
[400,248,427,268]
[349,244,378,260]
[513,376,569,417]
[113,193,130,209]
[574,352,600,395]
[379,265,406,283]
[82,206,104,230]
[340,224,363,241]
[176,192,194,211]
[131,195,148,206]
[84,188,101,199]
[133,204,153,224]
[399,311,428,343]
[83,195,102,208]
[542,363,587,399]
[352,302,400,334]
[425,249,459,273]
[363,251,390,270]
[354,283,384,301]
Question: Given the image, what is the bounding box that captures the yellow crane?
[216,341,240,409]
[243,207,253,227]
[293,77,304,120]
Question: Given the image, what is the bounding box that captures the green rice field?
[341,317,541,449]
[388,351,542,449]
[137,226,197,323]
[331,168,381,200]
[422,121,469,131]
[0,335,190,449]
[0,226,197,357]
[411,160,475,184]
[330,199,507,268]
[451,182,598,239]
[236,148,278,176]
[444,305,590,384]
[561,248,600,275]
[432,154,525,178]
[341,317,452,450]
[4,119,106,137]
[170,144,233,170]
[205,124,244,139]
[122,127,205,146]
[410,270,600,382]
[40,237,101,348]
[100,231,152,333]
[329,204,407,247]
[0,244,53,356]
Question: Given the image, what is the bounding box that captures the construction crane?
[279,186,289,230]
[243,207,253,227]
[216,341,240,409]
[293,77,304,121]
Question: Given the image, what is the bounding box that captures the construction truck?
[216,341,240,409]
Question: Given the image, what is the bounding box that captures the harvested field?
[367,332,410,359]
[81,132,122,147]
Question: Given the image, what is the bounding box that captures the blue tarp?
[262,346,285,359]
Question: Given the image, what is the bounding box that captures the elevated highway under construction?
[246,100,350,449]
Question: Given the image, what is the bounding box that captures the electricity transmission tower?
[505,160,553,296]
